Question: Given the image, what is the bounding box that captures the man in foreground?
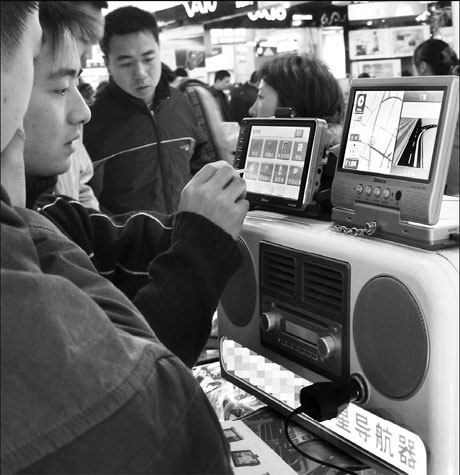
[1,2,246,473]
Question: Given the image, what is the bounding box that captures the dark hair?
[413,38,459,76]
[95,79,108,99]
[175,67,188,78]
[78,81,95,104]
[78,81,94,94]
[38,1,93,61]
[162,63,176,83]
[82,1,108,9]
[257,53,344,124]
[0,1,38,61]
[214,70,231,82]
[401,69,413,77]
[358,72,370,78]
[101,6,159,56]
[249,70,259,84]
[58,1,106,45]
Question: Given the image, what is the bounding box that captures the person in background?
[163,66,235,163]
[175,66,189,78]
[208,69,232,121]
[170,66,189,88]
[229,70,259,124]
[78,81,95,106]
[413,38,459,76]
[401,69,413,76]
[161,61,177,83]
[84,6,214,215]
[52,0,108,210]
[249,52,345,213]
[357,72,371,78]
[413,38,459,196]
[1,2,245,473]
[249,52,344,146]
[94,78,108,100]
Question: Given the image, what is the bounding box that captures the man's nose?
[133,62,148,81]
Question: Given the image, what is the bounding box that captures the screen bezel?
[234,118,322,211]
[337,82,449,184]
[331,75,459,225]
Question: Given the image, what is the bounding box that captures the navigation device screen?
[343,89,445,181]
[243,124,313,200]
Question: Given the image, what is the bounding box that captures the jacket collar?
[107,74,171,112]
[25,175,57,209]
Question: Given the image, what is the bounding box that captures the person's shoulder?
[179,78,208,90]
[206,85,219,97]
[244,82,258,91]
[86,88,124,132]
[90,91,111,113]
[166,86,194,108]
[169,86,188,99]
[230,85,241,96]
[86,98,109,125]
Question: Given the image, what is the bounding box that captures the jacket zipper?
[149,109,174,214]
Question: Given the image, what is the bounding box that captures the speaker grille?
[261,249,296,297]
[220,238,257,326]
[353,276,428,399]
[303,260,346,317]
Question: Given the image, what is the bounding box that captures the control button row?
[356,185,394,200]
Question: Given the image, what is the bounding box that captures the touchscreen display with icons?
[234,118,330,211]
[243,124,312,199]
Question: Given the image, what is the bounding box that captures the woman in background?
[249,52,345,146]
[413,38,459,76]
[413,38,459,196]
[249,53,345,213]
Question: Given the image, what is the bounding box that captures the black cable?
[284,406,361,475]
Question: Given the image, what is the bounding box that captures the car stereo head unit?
[234,118,331,212]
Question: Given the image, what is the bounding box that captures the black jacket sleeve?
[134,212,241,367]
[35,194,241,367]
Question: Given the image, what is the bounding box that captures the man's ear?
[418,61,428,75]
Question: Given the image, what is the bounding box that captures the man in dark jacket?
[208,69,232,122]
[1,2,244,473]
[84,6,215,214]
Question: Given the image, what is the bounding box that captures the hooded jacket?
[83,75,213,215]
[1,186,234,474]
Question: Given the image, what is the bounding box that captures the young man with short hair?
[22,0,249,367]
[51,0,108,209]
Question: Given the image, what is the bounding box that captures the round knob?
[317,335,336,359]
[260,311,280,332]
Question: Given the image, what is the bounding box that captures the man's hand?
[179,161,249,240]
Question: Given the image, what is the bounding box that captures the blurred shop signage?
[183,1,256,19]
[348,1,426,21]
[235,1,254,7]
[248,6,287,21]
[184,1,217,17]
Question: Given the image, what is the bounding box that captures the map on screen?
[342,90,442,181]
